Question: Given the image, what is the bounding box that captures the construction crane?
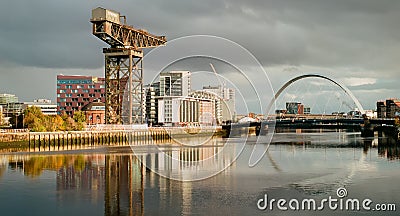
[90,7,166,124]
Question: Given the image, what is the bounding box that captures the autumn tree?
[24,107,86,131]
[24,106,46,132]
[73,111,86,131]
[0,108,4,126]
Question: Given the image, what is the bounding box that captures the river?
[0,130,399,215]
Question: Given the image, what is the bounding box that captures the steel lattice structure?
[91,7,166,124]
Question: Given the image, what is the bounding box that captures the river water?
[0,130,399,215]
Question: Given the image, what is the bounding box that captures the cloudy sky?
[0,0,399,113]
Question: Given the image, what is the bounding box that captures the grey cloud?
[0,0,399,111]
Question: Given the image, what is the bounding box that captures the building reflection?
[104,155,144,216]
[0,137,237,215]
[378,145,400,160]
[362,138,400,160]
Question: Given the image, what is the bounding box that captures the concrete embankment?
[0,126,222,152]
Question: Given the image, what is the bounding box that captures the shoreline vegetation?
[22,106,86,132]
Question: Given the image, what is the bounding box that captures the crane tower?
[90,7,166,124]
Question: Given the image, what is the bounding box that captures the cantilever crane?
[90,7,166,124]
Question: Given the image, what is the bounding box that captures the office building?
[158,97,200,126]
[157,71,193,126]
[286,102,310,115]
[144,82,160,126]
[304,107,311,114]
[159,71,191,97]
[286,102,300,114]
[0,94,18,105]
[57,75,105,116]
[386,99,400,118]
[23,99,57,115]
[377,101,386,118]
[377,99,400,118]
[0,93,23,117]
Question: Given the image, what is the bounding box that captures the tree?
[0,108,4,126]
[73,111,86,131]
[24,107,86,132]
[53,115,65,131]
[24,106,45,132]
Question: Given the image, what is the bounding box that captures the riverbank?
[0,126,223,152]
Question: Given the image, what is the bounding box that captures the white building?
[24,99,57,115]
[190,90,220,125]
[159,71,191,97]
[158,97,199,126]
[158,71,194,126]
[202,85,236,122]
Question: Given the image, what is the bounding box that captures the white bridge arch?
[266,74,364,114]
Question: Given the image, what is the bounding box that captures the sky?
[0,0,399,114]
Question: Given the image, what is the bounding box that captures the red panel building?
[57,75,105,116]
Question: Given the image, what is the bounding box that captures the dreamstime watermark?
[257,187,396,212]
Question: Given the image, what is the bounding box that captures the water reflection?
[1,133,400,215]
[379,145,400,160]
[0,140,237,215]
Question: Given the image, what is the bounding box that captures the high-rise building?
[376,99,400,118]
[144,82,160,126]
[377,101,386,118]
[156,71,226,126]
[157,71,193,126]
[159,71,191,97]
[386,99,400,118]
[57,75,105,116]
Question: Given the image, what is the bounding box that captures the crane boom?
[90,7,167,124]
[91,20,166,49]
[90,7,166,49]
